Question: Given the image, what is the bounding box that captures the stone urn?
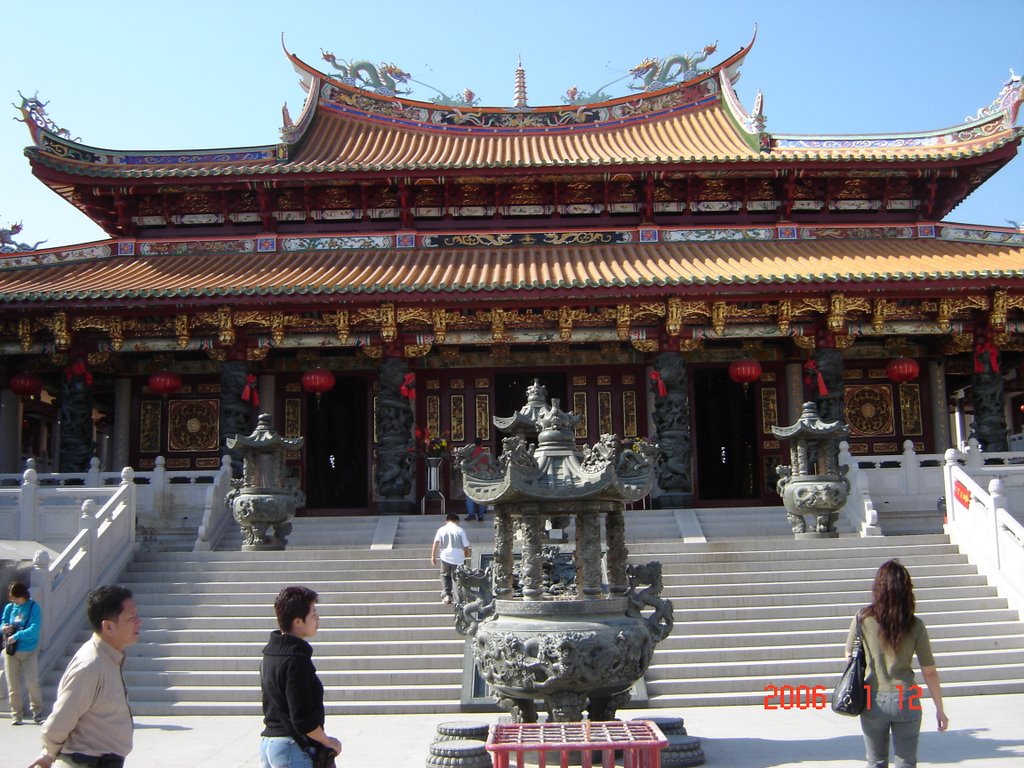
[772,401,850,538]
[226,413,304,551]
[453,385,672,723]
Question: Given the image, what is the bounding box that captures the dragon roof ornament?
[0,220,46,254]
[965,69,1023,129]
[320,50,480,107]
[315,40,724,110]
[14,92,81,145]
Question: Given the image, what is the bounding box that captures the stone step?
[120,653,465,672]
[646,662,1024,696]
[646,647,1024,681]
[38,513,1024,717]
[629,532,952,553]
[641,679,1024,708]
[653,633,1024,664]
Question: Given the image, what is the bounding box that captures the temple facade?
[2,34,1023,514]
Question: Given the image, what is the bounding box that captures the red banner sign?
[953,480,972,510]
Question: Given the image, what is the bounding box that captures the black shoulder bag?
[831,616,868,716]
[310,742,337,768]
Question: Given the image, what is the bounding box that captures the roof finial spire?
[513,56,528,108]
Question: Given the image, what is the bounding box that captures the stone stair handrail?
[944,457,1024,620]
[28,467,138,677]
[193,455,235,551]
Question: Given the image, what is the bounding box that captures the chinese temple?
[2,33,1023,515]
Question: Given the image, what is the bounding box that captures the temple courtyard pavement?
[6,694,1024,766]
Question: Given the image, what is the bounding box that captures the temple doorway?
[693,367,760,502]
[303,376,369,513]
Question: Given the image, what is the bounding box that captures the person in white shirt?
[430,513,471,605]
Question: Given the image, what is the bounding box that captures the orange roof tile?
[3,238,1023,305]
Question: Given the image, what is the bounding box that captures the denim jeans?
[860,689,923,768]
[259,736,313,768]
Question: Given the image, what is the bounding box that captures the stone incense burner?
[453,382,673,723]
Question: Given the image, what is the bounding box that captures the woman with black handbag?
[846,560,948,767]
[259,586,342,768]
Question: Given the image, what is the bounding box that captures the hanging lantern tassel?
[241,373,260,407]
[649,370,667,398]
[399,372,416,400]
[803,360,828,396]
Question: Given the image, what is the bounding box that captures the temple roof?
[18,42,1023,181]
[2,226,1023,307]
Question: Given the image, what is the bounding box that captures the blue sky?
[1,0,1021,247]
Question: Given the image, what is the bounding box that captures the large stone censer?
[226,413,305,551]
[453,381,673,723]
[773,401,850,538]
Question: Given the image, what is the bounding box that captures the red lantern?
[302,367,336,403]
[886,357,919,384]
[9,371,43,399]
[728,358,762,385]
[148,369,182,397]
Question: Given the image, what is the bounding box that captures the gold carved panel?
[426,395,441,437]
[598,391,613,436]
[139,401,161,453]
[845,385,894,437]
[573,392,588,439]
[450,395,465,443]
[475,395,490,440]
[573,375,588,386]
[622,391,637,438]
[898,383,923,436]
[168,399,220,452]
[760,387,779,434]
[285,398,302,460]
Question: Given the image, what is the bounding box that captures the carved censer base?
[231,489,295,551]
[472,597,654,723]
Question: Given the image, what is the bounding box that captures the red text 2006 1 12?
[763,684,922,710]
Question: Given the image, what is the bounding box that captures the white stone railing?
[27,469,139,677]
[0,456,233,550]
[944,458,1024,619]
[839,438,1024,536]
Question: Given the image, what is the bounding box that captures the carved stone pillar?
[605,507,628,595]
[575,509,603,598]
[58,362,94,472]
[651,351,692,508]
[811,347,845,424]
[971,331,1008,451]
[220,359,252,477]
[520,512,545,600]
[375,358,416,514]
[112,377,131,471]
[493,509,515,597]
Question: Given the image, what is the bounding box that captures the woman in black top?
[259,586,342,768]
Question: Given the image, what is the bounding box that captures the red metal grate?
[486,720,668,768]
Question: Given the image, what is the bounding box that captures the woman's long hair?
[862,559,916,650]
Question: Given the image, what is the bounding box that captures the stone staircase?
[41,513,1024,716]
